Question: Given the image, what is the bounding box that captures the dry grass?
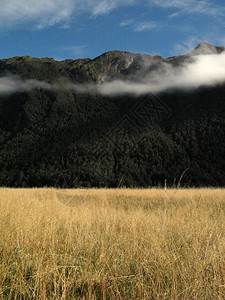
[0,188,224,299]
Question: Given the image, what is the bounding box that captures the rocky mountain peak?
[191,42,225,55]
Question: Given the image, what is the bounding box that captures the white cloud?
[91,0,135,16]
[0,75,51,95]
[150,0,225,17]
[168,12,180,20]
[0,0,135,29]
[119,19,160,33]
[0,0,224,30]
[120,19,134,27]
[0,0,75,29]
[134,21,157,32]
[92,1,117,16]
[98,52,225,95]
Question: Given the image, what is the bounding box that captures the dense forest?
[0,44,225,187]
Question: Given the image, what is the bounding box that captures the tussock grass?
[0,188,224,299]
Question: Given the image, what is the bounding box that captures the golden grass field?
[0,188,224,299]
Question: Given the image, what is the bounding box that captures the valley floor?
[0,188,224,299]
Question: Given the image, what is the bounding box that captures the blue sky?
[0,0,224,60]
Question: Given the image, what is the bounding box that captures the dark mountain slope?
[0,43,225,187]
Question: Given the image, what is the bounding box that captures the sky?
[0,0,225,61]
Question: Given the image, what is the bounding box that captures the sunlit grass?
[0,188,224,299]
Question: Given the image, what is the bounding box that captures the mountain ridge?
[1,41,224,62]
[0,42,224,84]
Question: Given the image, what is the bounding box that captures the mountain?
[0,50,161,83]
[0,43,225,187]
[1,42,223,83]
[191,42,225,55]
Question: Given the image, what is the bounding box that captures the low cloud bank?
[0,52,225,96]
[99,52,225,95]
[0,75,51,95]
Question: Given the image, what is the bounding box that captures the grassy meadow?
[0,188,224,299]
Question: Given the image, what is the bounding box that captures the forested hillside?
[0,43,225,187]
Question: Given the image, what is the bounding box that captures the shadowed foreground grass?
[0,188,224,299]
